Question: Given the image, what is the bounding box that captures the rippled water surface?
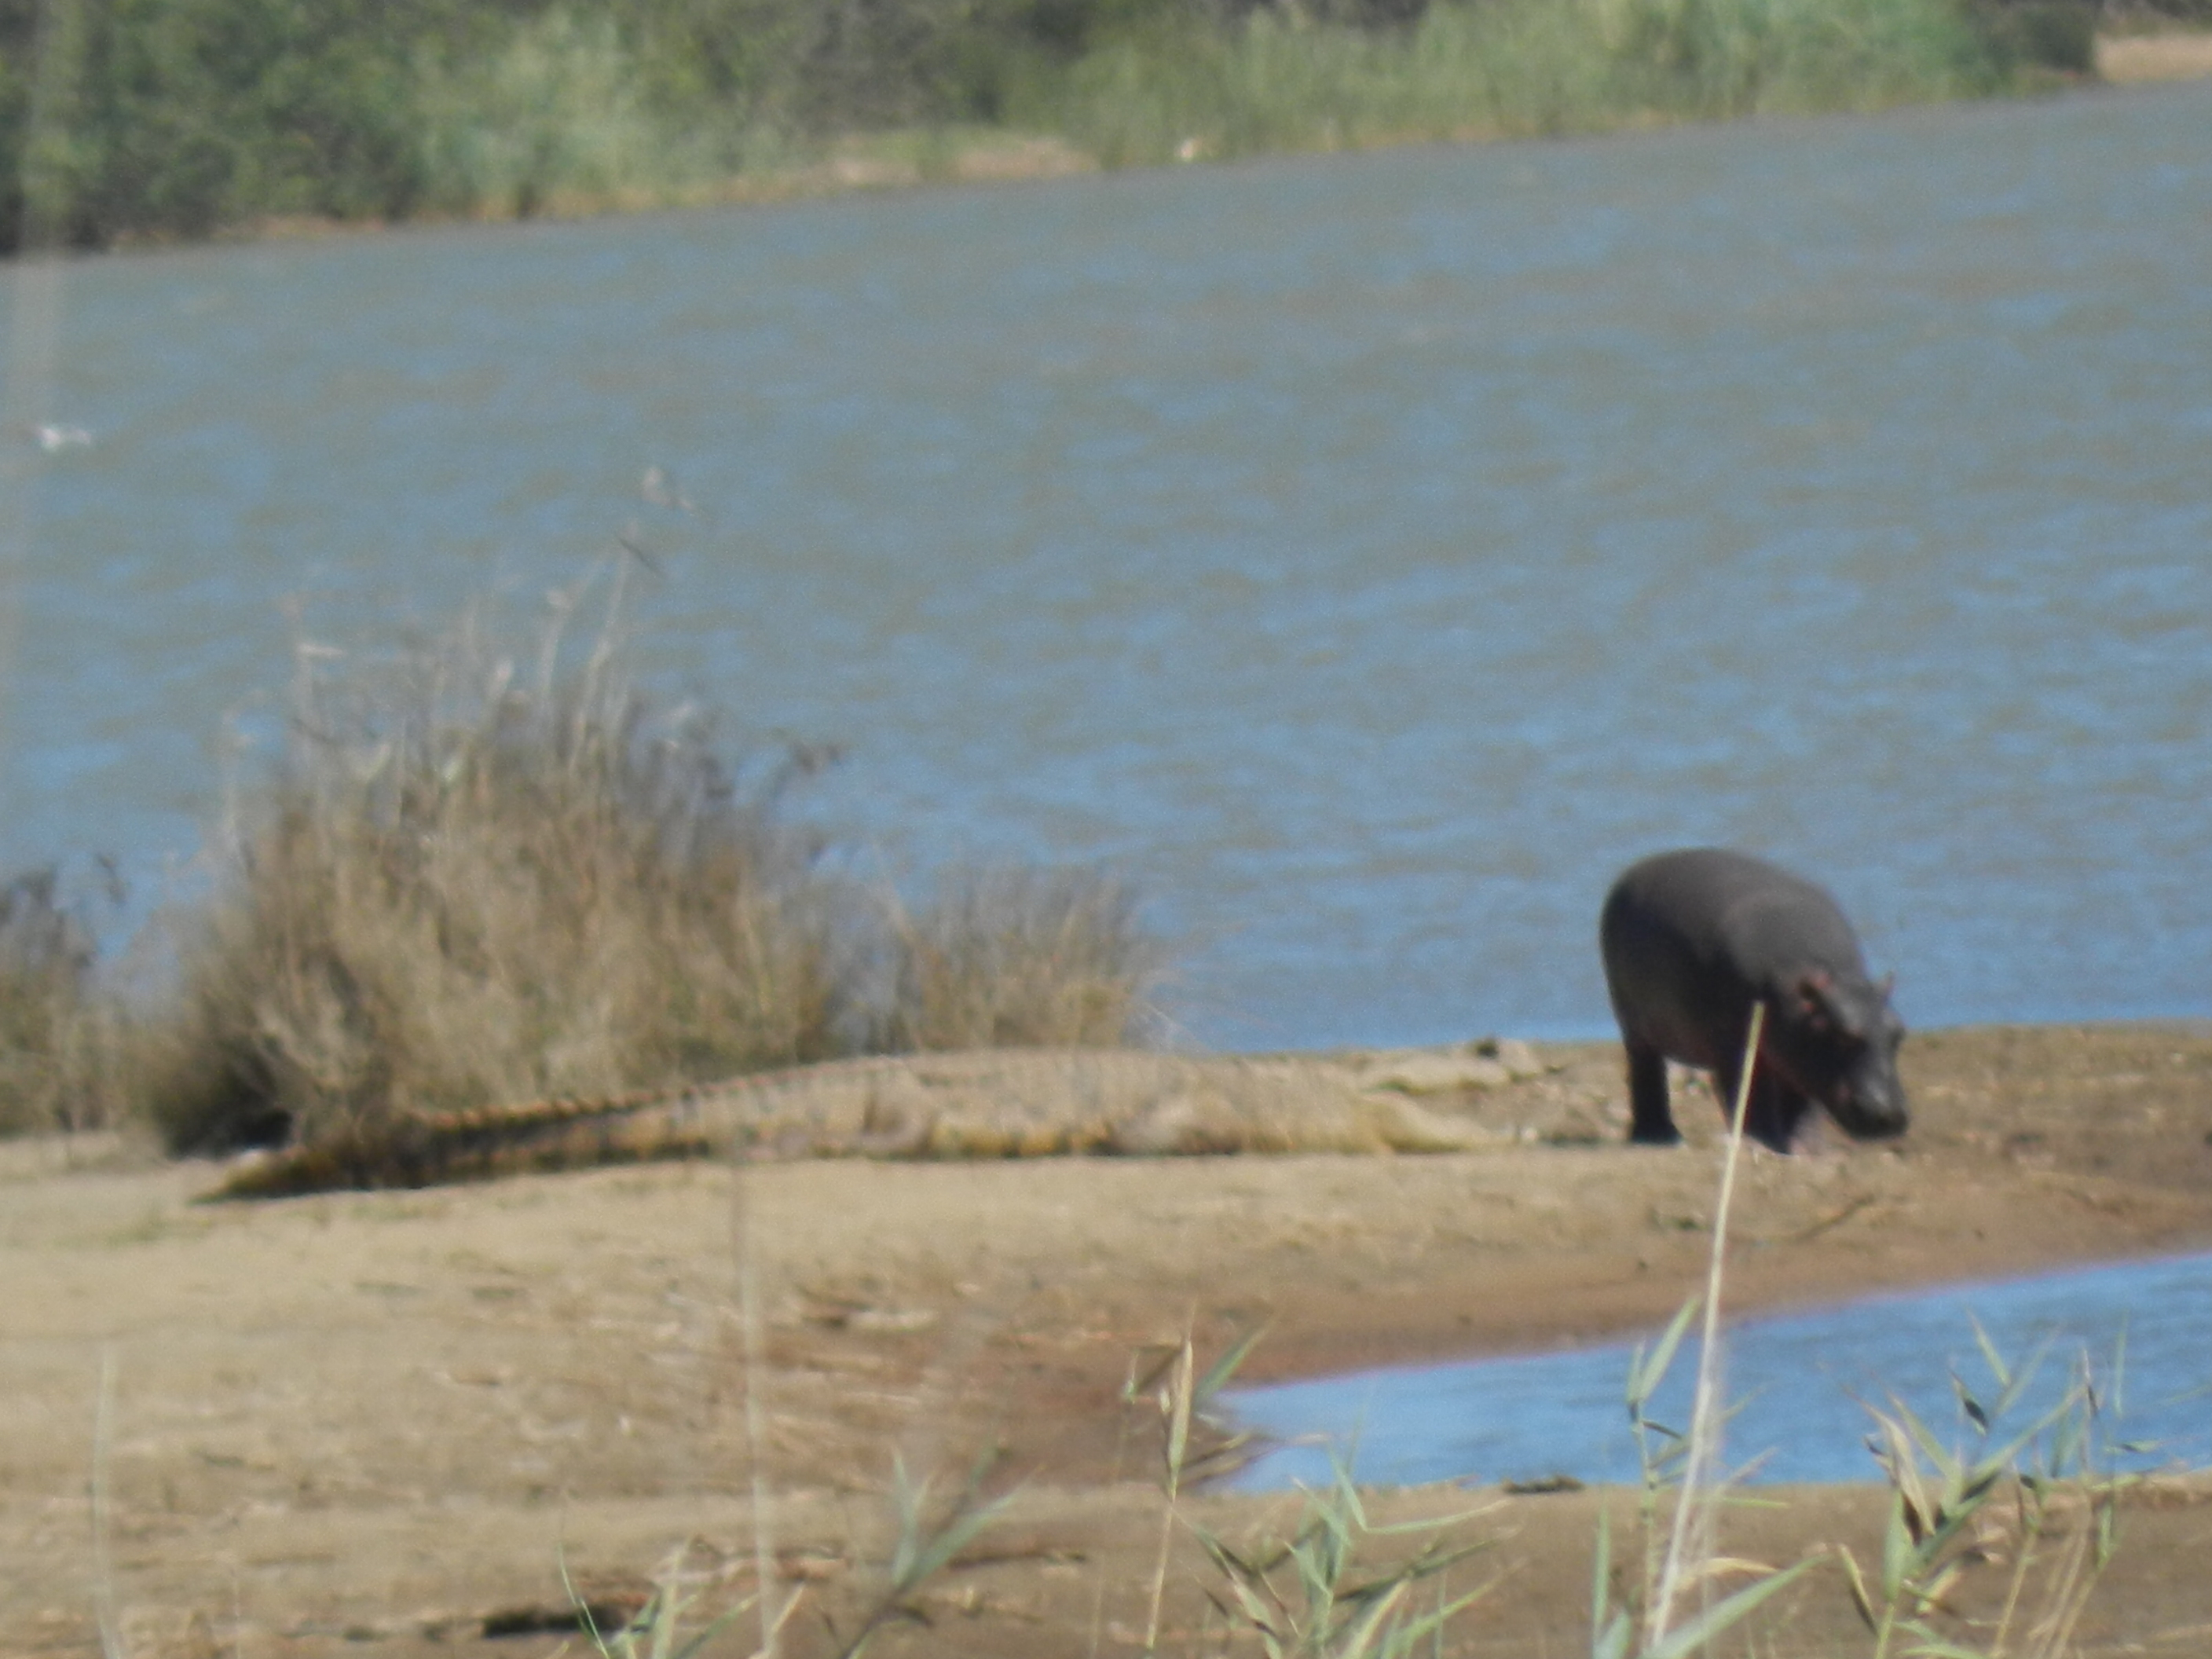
[1229,1251,2212,1489]
[5,82,2209,1045]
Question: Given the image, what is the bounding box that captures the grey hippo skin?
[1599,848,1907,1153]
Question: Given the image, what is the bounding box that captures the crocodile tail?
[207,1088,696,1200]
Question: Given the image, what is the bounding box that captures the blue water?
[1228,1251,2212,1489]
[4,82,2210,1046]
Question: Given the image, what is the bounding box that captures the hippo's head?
[1770,969,1908,1140]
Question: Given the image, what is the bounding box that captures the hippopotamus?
[1599,848,1907,1153]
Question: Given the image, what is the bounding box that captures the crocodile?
[210,1042,1592,1199]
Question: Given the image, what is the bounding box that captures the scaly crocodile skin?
[211,1046,1533,1199]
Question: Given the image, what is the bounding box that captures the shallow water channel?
[1226,1252,2212,1489]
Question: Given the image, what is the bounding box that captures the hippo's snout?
[1819,1031,1908,1140]
[1829,1082,1908,1140]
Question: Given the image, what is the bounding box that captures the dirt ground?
[5,1022,2212,1658]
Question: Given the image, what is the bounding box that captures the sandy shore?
[4,1022,2210,1656]
[2097,27,2212,84]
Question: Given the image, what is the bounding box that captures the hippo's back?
[1600,848,1864,1063]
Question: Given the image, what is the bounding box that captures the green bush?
[412,9,692,218]
[34,0,444,242]
[0,0,2153,248]
[1605,0,2008,116]
[1038,0,2010,169]
[1971,0,2100,75]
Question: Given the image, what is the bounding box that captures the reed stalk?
[1646,998,1764,1647]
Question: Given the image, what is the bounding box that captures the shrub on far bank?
[132,571,1159,1157]
[1042,0,2031,168]
[1972,0,2100,75]
[0,0,2159,251]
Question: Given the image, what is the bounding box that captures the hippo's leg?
[1712,1054,1745,1130]
[1712,1055,1760,1141]
[1716,1058,1815,1153]
[1740,1071,1800,1152]
[1626,1042,1679,1144]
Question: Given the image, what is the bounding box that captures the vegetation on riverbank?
[0,866,119,1134]
[0,566,1159,1150]
[0,0,2188,250]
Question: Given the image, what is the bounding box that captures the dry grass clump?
[881,866,1159,1053]
[145,573,849,1153]
[0,866,130,1134]
[136,567,1159,1155]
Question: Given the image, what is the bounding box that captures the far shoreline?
[16,27,2202,263]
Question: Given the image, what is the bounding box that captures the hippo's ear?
[1794,970,1833,1028]
[1796,971,1868,1041]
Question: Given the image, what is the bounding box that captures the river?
[4,80,2207,1047]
